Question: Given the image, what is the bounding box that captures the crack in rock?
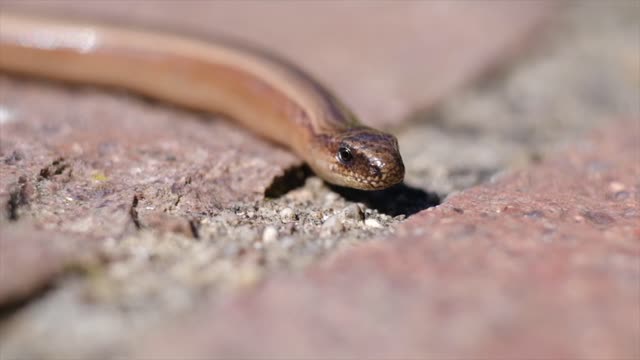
[264,165,311,198]
[38,157,70,181]
[6,176,33,221]
[129,194,142,230]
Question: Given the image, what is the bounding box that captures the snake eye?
[337,146,353,164]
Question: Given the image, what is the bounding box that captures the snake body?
[0,13,404,190]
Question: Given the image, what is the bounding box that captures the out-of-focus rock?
[134,122,639,359]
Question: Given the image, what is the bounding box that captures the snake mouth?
[372,154,405,190]
[371,171,405,190]
[350,162,405,190]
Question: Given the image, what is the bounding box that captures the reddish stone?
[0,77,299,237]
[135,122,639,359]
[0,222,98,305]
[0,0,552,240]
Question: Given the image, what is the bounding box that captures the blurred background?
[0,1,638,359]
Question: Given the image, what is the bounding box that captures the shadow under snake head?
[308,126,405,191]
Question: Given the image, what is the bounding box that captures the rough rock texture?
[0,77,298,310]
[0,222,97,305]
[400,0,639,195]
[0,78,299,233]
[136,122,639,359]
[0,1,638,359]
[0,0,550,315]
[1,0,552,127]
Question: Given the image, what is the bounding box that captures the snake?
[0,13,405,190]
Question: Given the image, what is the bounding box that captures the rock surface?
[0,222,98,305]
[0,1,638,359]
[134,122,640,359]
[0,77,300,233]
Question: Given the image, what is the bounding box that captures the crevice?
[129,194,142,229]
[188,218,200,239]
[6,176,31,221]
[0,256,107,322]
[173,194,182,207]
[38,157,69,181]
[0,282,54,322]
[264,164,311,198]
[329,182,440,217]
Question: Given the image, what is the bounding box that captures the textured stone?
[1,2,632,359]
[135,122,639,359]
[0,222,98,305]
[0,0,552,237]
[0,78,299,237]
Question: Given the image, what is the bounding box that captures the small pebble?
[262,226,278,243]
[609,181,625,192]
[364,218,384,228]
[218,212,239,226]
[306,177,324,190]
[279,207,297,222]
[321,214,345,235]
[308,211,324,222]
[324,192,340,204]
[341,204,364,222]
[288,188,314,203]
[0,106,14,124]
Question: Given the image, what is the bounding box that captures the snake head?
[310,126,405,190]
